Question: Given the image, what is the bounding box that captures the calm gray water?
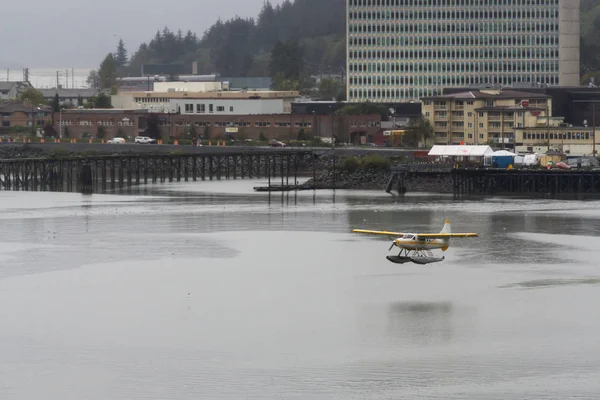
[1,180,600,399]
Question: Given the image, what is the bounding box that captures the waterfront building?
[514,125,597,156]
[421,89,552,146]
[346,0,581,102]
[53,109,381,143]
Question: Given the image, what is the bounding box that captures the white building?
[172,98,286,115]
[111,90,299,115]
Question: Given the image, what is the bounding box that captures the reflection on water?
[1,180,600,399]
[387,301,455,345]
[500,277,600,289]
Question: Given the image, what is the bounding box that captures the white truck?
[134,136,156,144]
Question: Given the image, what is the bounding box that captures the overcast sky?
[0,0,284,69]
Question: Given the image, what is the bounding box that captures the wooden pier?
[387,164,600,197]
[0,150,312,193]
[452,168,600,196]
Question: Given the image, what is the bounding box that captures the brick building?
[53,110,382,143]
[1,102,52,131]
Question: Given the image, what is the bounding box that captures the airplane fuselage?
[393,237,448,251]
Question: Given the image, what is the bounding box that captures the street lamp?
[31,106,41,137]
[59,108,63,139]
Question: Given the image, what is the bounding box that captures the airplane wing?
[416,233,478,238]
[352,229,405,236]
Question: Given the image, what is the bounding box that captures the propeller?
[388,241,396,251]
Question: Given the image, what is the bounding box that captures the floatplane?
[352,220,478,264]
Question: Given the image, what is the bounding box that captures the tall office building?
[346,0,581,103]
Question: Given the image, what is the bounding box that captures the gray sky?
[0,0,283,69]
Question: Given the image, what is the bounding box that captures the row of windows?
[349,22,558,35]
[153,120,314,128]
[349,0,559,7]
[348,62,559,74]
[349,35,557,47]
[348,23,558,35]
[134,97,169,103]
[524,132,591,141]
[348,48,559,60]
[183,103,235,113]
[348,10,558,20]
[349,70,558,86]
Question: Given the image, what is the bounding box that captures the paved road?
[1,142,420,157]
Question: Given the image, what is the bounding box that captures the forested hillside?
[123,0,345,78]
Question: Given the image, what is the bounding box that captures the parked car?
[106,137,125,144]
[268,139,286,147]
[134,136,156,144]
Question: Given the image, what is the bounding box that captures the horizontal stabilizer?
[352,229,404,236]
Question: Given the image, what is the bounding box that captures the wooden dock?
[0,150,312,193]
[385,164,600,196]
[452,168,600,196]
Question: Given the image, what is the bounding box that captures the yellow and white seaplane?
[352,220,478,264]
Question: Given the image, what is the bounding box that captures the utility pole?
[66,69,69,89]
[593,103,596,157]
[56,71,59,88]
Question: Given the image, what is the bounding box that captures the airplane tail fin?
[440,220,451,234]
[440,220,451,251]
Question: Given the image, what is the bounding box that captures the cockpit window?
[403,234,414,239]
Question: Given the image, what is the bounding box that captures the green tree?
[51,93,60,113]
[114,38,129,75]
[43,121,56,138]
[86,70,100,89]
[144,113,162,139]
[318,78,345,101]
[98,53,117,91]
[96,126,106,139]
[405,115,434,147]
[269,40,303,81]
[335,101,388,120]
[89,92,112,109]
[19,87,45,106]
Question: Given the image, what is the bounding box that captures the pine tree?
[98,53,117,91]
[115,39,129,73]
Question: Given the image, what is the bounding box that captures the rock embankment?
[403,173,454,193]
[304,169,392,190]
[304,168,454,193]
[0,145,48,159]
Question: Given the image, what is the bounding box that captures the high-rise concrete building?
[346,0,581,103]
